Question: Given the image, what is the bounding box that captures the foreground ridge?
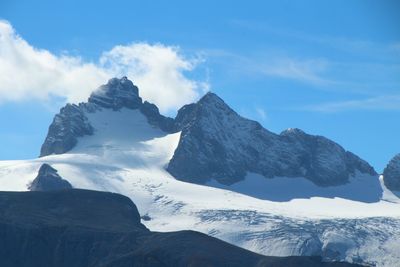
[0,189,362,267]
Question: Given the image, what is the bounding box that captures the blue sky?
[0,0,399,172]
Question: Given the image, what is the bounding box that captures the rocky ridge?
[168,93,376,186]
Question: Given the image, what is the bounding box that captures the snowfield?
[1,108,400,266]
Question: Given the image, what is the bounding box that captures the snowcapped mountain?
[1,77,400,267]
[40,77,175,157]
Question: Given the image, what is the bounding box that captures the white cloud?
[255,107,267,121]
[0,20,207,112]
[263,58,330,85]
[305,94,400,113]
[100,44,207,112]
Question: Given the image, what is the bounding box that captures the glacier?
[1,106,400,267]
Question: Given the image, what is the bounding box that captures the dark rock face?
[140,101,176,132]
[40,77,174,157]
[383,154,400,191]
[167,93,377,186]
[40,103,93,157]
[29,164,72,191]
[0,190,362,267]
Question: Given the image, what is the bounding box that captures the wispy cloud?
[230,19,400,60]
[305,95,400,113]
[262,58,331,85]
[389,42,400,54]
[203,49,332,86]
[255,107,268,121]
[205,47,400,98]
[228,19,400,93]
[0,20,208,112]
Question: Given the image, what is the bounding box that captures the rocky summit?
[28,163,72,191]
[383,154,400,191]
[88,76,142,110]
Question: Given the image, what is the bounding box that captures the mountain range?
[0,77,399,267]
[41,77,377,187]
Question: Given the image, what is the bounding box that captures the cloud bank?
[0,20,207,112]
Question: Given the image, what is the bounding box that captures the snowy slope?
[1,107,400,267]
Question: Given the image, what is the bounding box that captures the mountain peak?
[40,77,176,157]
[88,76,142,110]
[196,91,240,119]
[198,91,227,107]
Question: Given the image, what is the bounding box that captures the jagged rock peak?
[88,76,143,110]
[29,164,73,191]
[198,91,223,103]
[174,91,254,132]
[196,92,237,114]
[383,154,400,191]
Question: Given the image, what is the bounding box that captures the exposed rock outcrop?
[40,103,93,157]
[140,101,176,132]
[28,164,72,191]
[383,154,400,191]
